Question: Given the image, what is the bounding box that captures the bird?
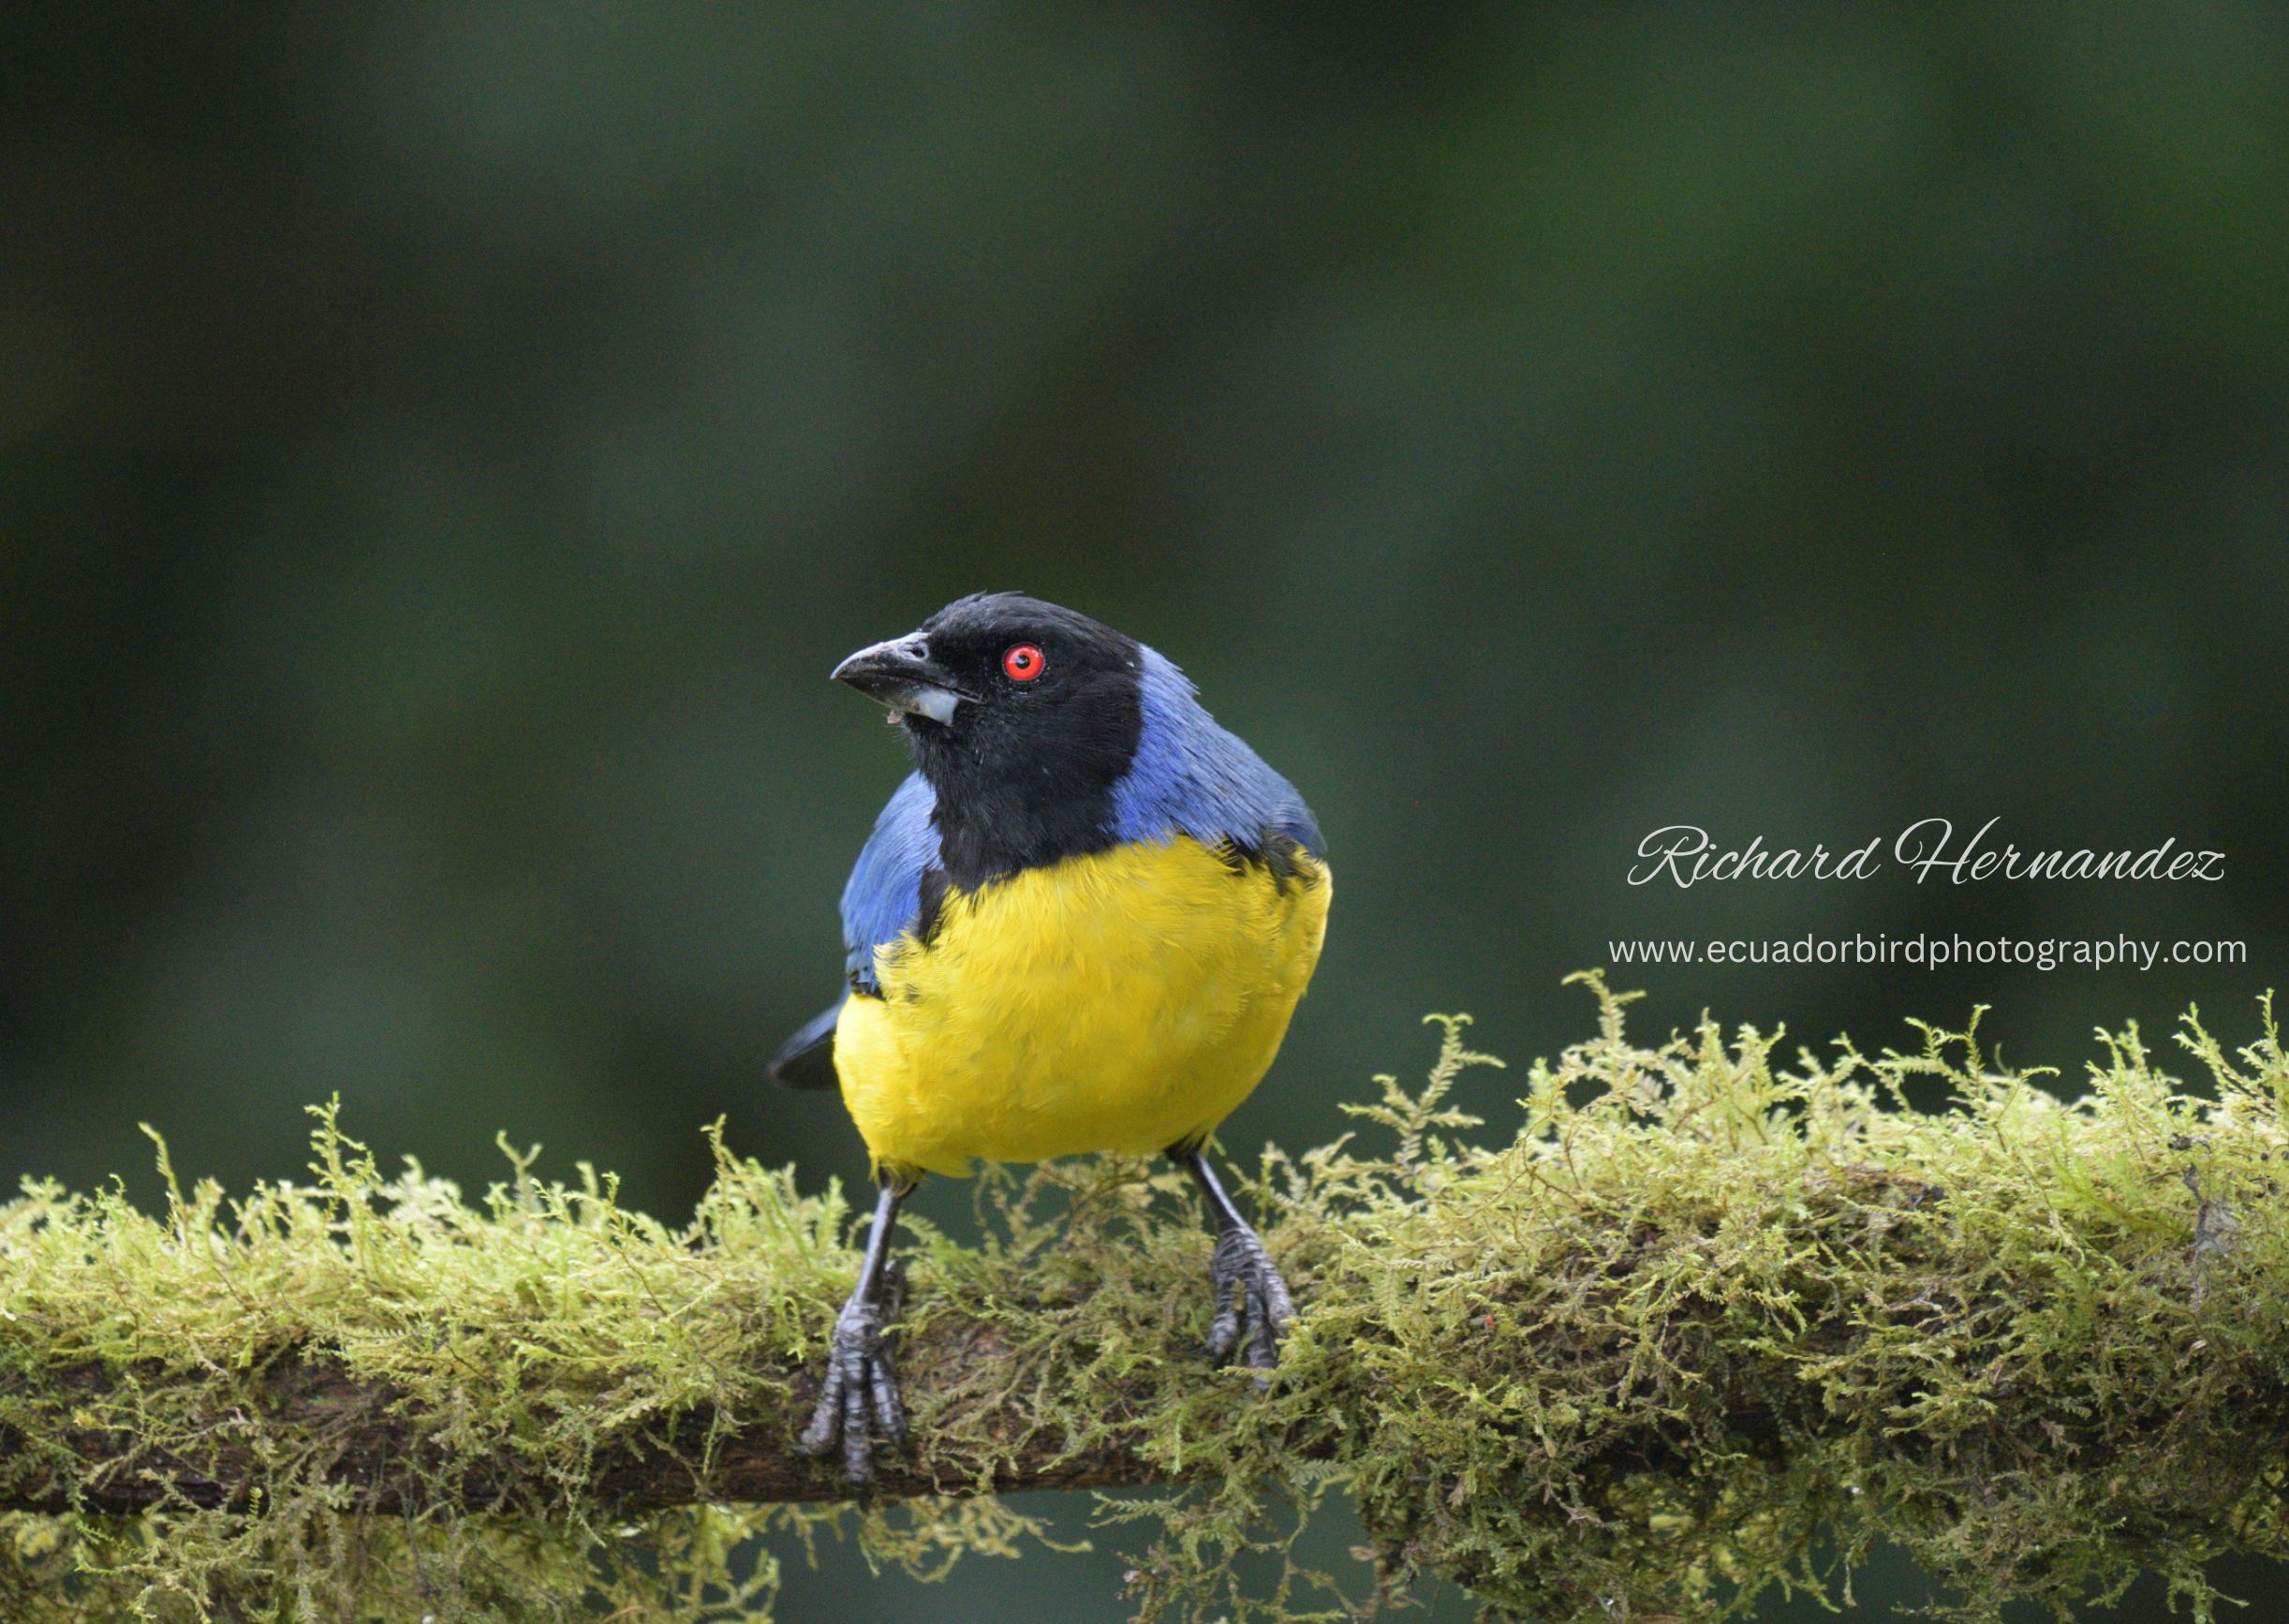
[770,592,1331,1485]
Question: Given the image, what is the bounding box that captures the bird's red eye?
[1002,642,1046,682]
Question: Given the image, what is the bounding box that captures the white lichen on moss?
[4,976,2287,1622]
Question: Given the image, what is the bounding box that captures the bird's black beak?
[832,631,970,726]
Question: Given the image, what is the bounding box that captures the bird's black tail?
[767,999,843,1089]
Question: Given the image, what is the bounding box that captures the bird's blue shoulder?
[1110,647,1324,858]
[840,770,942,993]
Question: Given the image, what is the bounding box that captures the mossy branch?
[6,981,2289,1622]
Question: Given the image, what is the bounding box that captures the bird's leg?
[1171,1145,1294,1375]
[797,1178,911,1487]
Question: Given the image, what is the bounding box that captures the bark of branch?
[2,1314,1160,1517]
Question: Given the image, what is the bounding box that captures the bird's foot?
[1204,1225,1295,1377]
[796,1258,907,1487]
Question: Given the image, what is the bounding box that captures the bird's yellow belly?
[833,838,1330,1181]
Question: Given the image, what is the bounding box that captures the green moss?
[5,978,2288,1621]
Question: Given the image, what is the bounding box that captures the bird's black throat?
[901,594,1146,894]
[838,590,1154,914]
[903,669,1144,893]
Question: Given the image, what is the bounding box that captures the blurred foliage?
[4,2,2286,1617]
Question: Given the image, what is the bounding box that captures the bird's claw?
[797,1258,908,1487]
[1204,1226,1294,1380]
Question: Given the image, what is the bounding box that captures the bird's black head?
[832,593,1145,885]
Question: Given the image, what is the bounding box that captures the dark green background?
[6,4,2284,1617]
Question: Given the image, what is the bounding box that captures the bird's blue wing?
[1111,648,1324,858]
[839,770,942,992]
[767,771,941,1088]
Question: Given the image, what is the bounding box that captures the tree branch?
[5,992,2287,1622]
[5,1315,1158,1518]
